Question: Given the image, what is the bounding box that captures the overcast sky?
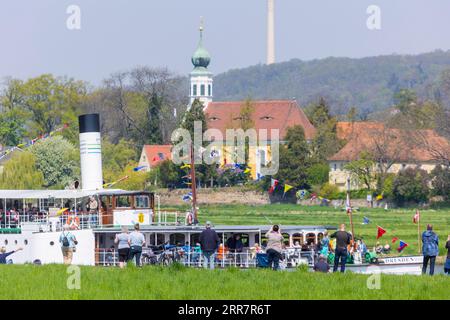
[1,0,450,84]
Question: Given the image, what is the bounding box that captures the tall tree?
[274,125,311,188]
[30,136,79,189]
[0,151,44,189]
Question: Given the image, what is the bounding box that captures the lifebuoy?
[67,215,80,230]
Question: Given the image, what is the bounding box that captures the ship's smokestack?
[79,114,103,190]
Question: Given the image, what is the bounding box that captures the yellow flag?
[57,208,69,215]
[180,164,191,170]
[284,184,293,193]
[244,168,251,174]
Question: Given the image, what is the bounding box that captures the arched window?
[208,84,212,96]
[306,233,316,245]
[292,233,304,245]
[193,84,197,96]
[259,149,266,165]
[200,84,205,96]
[282,233,290,246]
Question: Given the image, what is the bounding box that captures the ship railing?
[95,248,316,268]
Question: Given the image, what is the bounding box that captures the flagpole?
[347,177,355,240]
[190,143,198,224]
[418,214,420,254]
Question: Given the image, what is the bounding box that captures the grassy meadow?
[184,204,450,256]
[0,204,448,300]
[0,264,448,300]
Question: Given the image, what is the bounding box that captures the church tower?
[189,20,213,108]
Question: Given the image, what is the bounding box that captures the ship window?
[200,84,205,96]
[306,233,316,245]
[282,233,290,246]
[261,235,268,247]
[24,239,28,246]
[14,240,17,245]
[292,233,304,245]
[135,196,149,208]
[116,196,131,208]
[4,239,7,245]
[150,233,166,246]
[169,233,185,246]
[190,234,200,245]
[49,241,54,246]
[317,233,324,242]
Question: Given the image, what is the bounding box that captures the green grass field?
[0,264,448,300]
[1,204,448,300]
[185,204,450,256]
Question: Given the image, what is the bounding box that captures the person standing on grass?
[59,224,78,265]
[265,225,283,271]
[114,226,130,268]
[199,221,220,270]
[330,224,352,273]
[445,235,450,275]
[422,224,439,276]
[0,246,23,264]
[128,223,146,267]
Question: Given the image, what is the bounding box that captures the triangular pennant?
[397,240,408,252]
[284,184,293,194]
[376,226,386,239]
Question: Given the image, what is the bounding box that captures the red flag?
[269,179,279,194]
[376,226,386,239]
[413,209,420,224]
[392,237,399,243]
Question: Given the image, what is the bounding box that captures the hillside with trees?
[214,50,450,117]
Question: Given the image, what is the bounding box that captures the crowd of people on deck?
[78,220,449,276]
[0,196,100,230]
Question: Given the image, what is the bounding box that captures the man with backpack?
[59,224,78,265]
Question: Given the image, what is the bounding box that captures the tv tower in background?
[267,0,275,65]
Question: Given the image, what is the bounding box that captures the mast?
[190,143,198,224]
[347,177,355,240]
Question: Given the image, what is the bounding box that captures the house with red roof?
[328,122,450,190]
[204,100,316,179]
[138,145,172,172]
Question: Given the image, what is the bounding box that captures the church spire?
[189,17,213,109]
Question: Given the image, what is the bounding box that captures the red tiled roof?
[329,122,450,162]
[142,145,172,167]
[204,100,316,140]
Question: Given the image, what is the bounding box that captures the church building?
[188,23,317,180]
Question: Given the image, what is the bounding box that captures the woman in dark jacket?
[422,224,439,275]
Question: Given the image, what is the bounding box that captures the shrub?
[320,183,340,200]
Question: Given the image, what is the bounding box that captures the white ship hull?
[0,228,95,265]
[345,256,423,275]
